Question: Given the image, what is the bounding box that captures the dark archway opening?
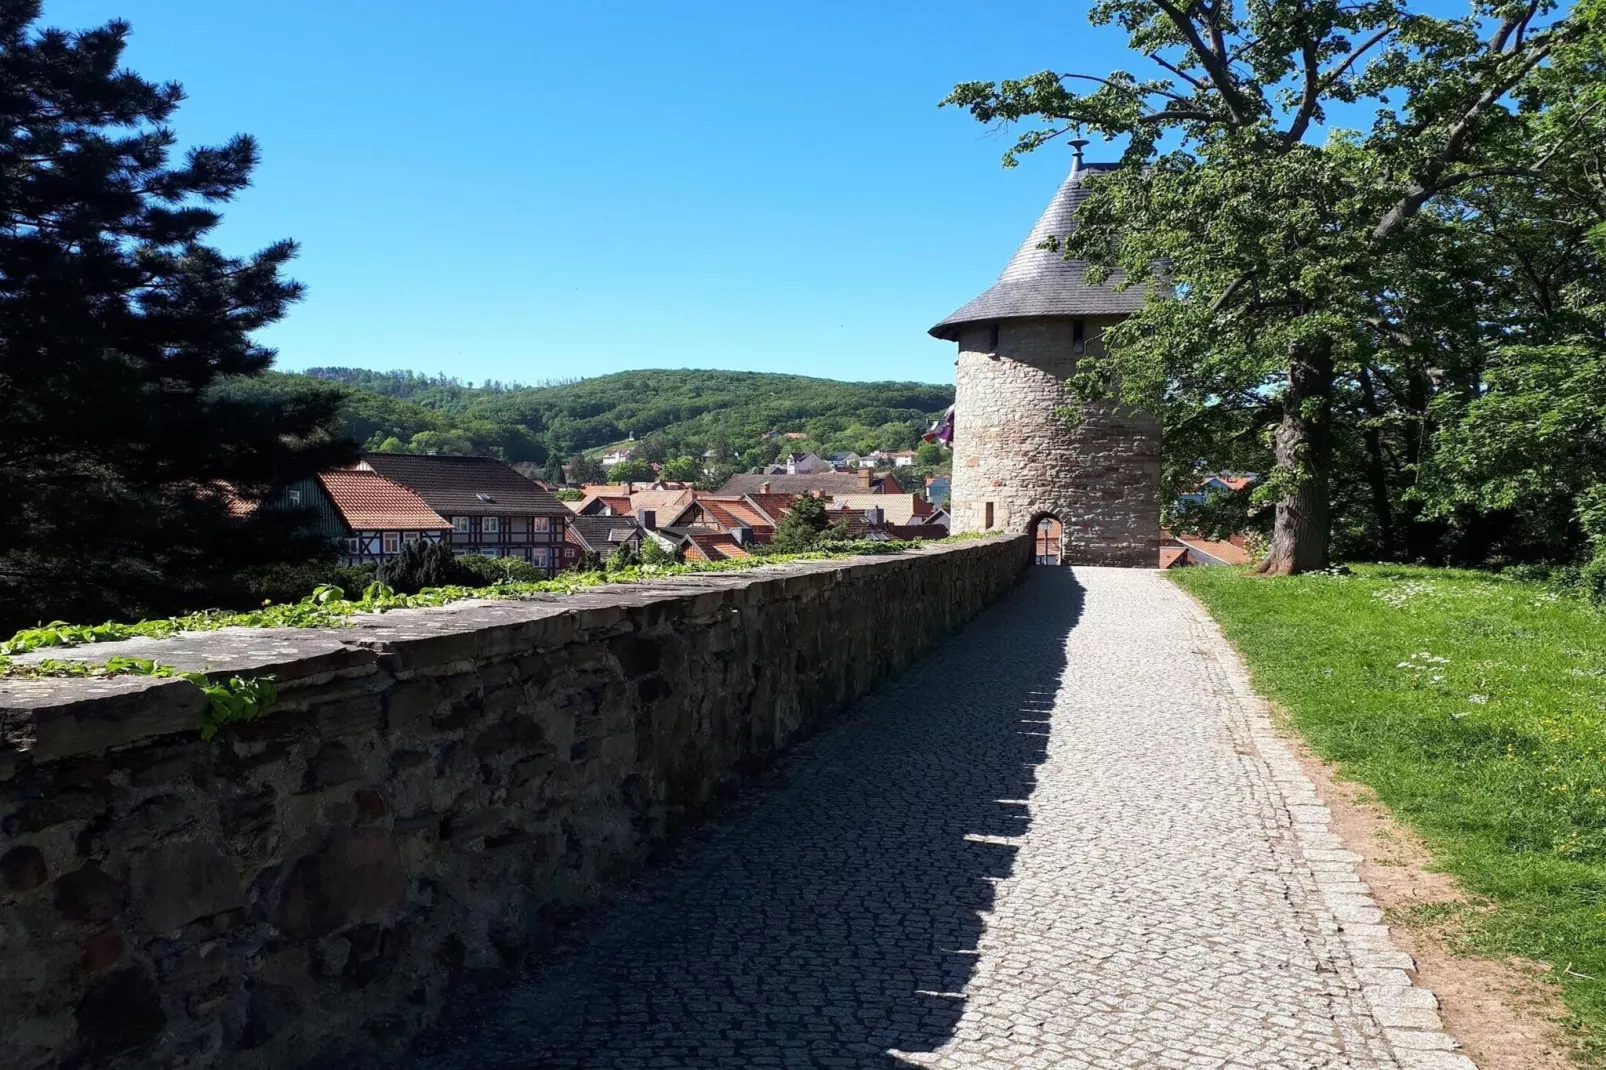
[1030,515,1064,565]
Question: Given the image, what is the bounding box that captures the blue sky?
[42,1,1454,386]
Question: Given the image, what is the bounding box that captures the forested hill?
[217,368,954,467]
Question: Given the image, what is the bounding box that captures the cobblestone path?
[404,567,1470,1070]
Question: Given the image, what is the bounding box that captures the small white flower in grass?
[1468,694,1488,705]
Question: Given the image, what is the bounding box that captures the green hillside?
[217,368,953,478]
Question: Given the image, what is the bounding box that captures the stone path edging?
[1166,578,1476,1070]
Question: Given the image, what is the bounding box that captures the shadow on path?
[403,567,1085,1069]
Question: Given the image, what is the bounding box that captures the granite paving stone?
[402,567,1468,1069]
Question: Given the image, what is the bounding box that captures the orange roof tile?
[317,470,449,530]
[628,489,695,522]
[1174,536,1254,566]
[744,493,800,523]
[693,495,773,531]
[684,532,751,560]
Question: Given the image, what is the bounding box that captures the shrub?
[607,541,641,571]
[241,560,375,607]
[453,553,547,585]
[375,540,458,594]
[639,538,679,565]
[771,495,830,552]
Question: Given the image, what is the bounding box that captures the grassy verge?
[1172,564,1606,1047]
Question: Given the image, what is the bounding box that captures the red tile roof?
[744,493,801,523]
[578,495,633,516]
[318,470,449,530]
[684,532,751,561]
[1159,546,1189,569]
[1174,536,1255,566]
[695,496,773,531]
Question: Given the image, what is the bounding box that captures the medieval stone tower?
[930,143,1160,566]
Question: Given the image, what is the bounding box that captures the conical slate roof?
[929,159,1145,341]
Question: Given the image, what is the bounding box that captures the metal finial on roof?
[928,145,1145,341]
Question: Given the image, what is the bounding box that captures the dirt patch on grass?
[1277,722,1583,1069]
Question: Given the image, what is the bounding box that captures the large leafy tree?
[0,2,351,627]
[1418,13,1606,580]
[945,0,1591,573]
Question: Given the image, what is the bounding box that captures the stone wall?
[948,318,1160,566]
[0,537,1029,1069]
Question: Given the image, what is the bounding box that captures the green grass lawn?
[1173,564,1606,1046]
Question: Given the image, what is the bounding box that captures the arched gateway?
[929,142,1160,567]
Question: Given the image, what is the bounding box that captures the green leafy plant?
[0,652,278,740]
[188,672,278,740]
[0,538,962,662]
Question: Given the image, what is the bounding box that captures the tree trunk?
[1255,343,1334,575]
[1357,367,1397,560]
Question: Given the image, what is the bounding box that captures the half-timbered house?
[358,454,576,576]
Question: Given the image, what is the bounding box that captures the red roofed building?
[357,454,575,575]
[284,470,453,565]
[680,531,753,562]
[1159,531,1256,567]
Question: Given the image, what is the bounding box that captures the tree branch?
[1320,25,1398,92]
[1210,271,1256,313]
[1284,39,1322,144]
[1151,0,1256,126]
[1062,71,1190,105]
[1363,315,1414,347]
[1373,31,1565,242]
[1148,51,1211,92]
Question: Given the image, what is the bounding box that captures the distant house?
[783,452,830,474]
[566,515,645,558]
[358,454,575,575]
[822,502,948,543]
[675,494,781,544]
[670,529,756,562]
[283,469,452,565]
[826,493,932,525]
[581,488,700,523]
[923,475,951,505]
[1159,532,1256,567]
[827,450,863,469]
[718,468,902,497]
[889,449,918,467]
[1177,473,1257,506]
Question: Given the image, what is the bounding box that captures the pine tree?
[770,495,830,553]
[0,3,353,628]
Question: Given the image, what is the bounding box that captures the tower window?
[984,502,995,530]
[987,324,1000,355]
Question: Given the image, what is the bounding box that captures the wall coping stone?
[1,538,1023,765]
